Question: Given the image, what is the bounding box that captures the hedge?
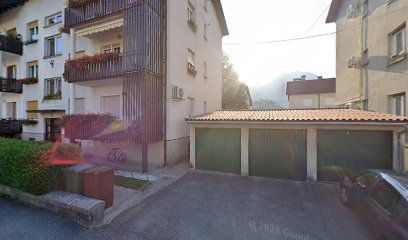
[0,138,68,195]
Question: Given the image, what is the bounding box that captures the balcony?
[64,53,124,84]
[65,0,127,28]
[0,77,23,94]
[0,35,23,55]
[0,119,23,136]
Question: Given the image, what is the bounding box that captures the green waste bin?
[63,164,94,195]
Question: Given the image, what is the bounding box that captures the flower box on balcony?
[43,91,62,101]
[21,119,39,126]
[66,52,121,69]
[16,78,38,85]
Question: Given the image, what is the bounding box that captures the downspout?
[163,0,168,166]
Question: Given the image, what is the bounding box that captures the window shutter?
[27,101,39,119]
[27,20,38,29]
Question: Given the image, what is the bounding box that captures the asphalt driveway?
[0,171,375,240]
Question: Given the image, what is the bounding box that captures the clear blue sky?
[221,0,336,86]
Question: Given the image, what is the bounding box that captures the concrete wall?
[189,122,407,179]
[333,0,408,111]
[288,92,336,108]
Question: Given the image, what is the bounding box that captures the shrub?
[0,138,66,195]
[55,143,83,160]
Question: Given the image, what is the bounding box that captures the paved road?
[0,172,376,240]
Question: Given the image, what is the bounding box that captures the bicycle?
[108,147,127,163]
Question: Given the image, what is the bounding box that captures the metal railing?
[65,0,126,27]
[0,77,23,94]
[64,54,124,83]
[0,119,23,135]
[0,35,23,55]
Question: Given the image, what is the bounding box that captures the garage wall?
[189,123,405,181]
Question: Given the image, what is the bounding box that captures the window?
[389,93,406,116]
[101,43,121,54]
[6,65,17,79]
[188,49,196,66]
[389,24,406,60]
[324,97,336,106]
[302,99,313,107]
[27,20,39,42]
[75,50,86,59]
[74,98,85,114]
[356,173,377,191]
[27,101,39,119]
[45,35,62,57]
[204,0,208,12]
[44,77,61,99]
[45,13,62,27]
[203,100,207,114]
[27,60,39,79]
[6,102,17,119]
[187,1,196,26]
[370,181,401,213]
[101,95,121,118]
[188,97,195,117]
[203,62,208,79]
[204,22,208,40]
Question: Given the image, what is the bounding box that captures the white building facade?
[0,0,228,170]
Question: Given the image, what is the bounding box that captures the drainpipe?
[163,0,168,167]
[69,28,76,115]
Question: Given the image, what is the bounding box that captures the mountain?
[250,71,318,108]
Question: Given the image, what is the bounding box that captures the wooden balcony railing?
[0,77,23,94]
[65,0,126,28]
[0,35,23,55]
[64,54,124,83]
[0,119,23,135]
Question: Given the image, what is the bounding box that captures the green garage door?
[317,130,393,182]
[249,129,307,181]
[195,128,241,174]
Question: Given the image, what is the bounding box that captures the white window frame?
[45,12,62,27]
[28,26,39,42]
[187,1,196,25]
[45,35,62,57]
[390,93,406,116]
[389,24,406,59]
[302,99,313,107]
[187,49,196,66]
[45,77,62,98]
[27,63,39,79]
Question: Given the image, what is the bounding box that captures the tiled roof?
[286,78,336,95]
[187,108,408,123]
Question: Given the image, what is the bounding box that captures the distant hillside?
[250,72,318,108]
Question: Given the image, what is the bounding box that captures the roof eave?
[186,120,408,126]
[211,0,229,36]
[326,0,342,24]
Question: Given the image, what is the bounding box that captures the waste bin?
[62,164,94,195]
[81,167,115,209]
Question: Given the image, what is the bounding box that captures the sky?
[221,0,336,87]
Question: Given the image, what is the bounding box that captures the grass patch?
[114,176,149,190]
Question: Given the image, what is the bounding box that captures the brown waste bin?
[81,167,115,209]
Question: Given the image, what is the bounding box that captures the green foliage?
[0,138,65,195]
[222,53,252,110]
[55,143,83,160]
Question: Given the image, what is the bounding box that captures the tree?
[222,53,252,110]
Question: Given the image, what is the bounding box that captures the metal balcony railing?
[0,77,23,94]
[0,35,23,55]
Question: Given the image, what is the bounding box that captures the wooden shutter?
[27,101,39,119]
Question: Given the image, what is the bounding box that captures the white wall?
[166,0,224,164]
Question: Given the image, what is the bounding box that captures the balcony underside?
[0,0,28,14]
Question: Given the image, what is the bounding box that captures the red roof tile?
[187,108,408,123]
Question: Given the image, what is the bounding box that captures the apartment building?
[286,76,336,108]
[326,0,408,115]
[0,0,228,171]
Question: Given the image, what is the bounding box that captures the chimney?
[301,75,306,80]
[317,76,323,79]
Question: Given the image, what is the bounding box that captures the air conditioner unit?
[347,2,362,18]
[172,86,185,100]
[187,62,197,76]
